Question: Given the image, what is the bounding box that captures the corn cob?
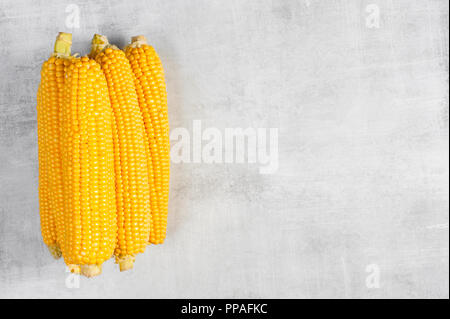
[125,36,170,244]
[59,54,118,277]
[37,32,72,259]
[90,34,152,271]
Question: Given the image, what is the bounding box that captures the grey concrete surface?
[0,0,448,298]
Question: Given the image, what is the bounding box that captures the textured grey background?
[0,0,448,298]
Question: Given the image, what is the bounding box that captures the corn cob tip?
[118,256,135,272]
[131,35,147,44]
[53,32,72,57]
[68,264,81,274]
[128,35,148,49]
[92,33,108,45]
[47,244,62,259]
[80,264,102,278]
[89,34,109,58]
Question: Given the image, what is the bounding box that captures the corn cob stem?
[117,256,136,272]
[130,35,147,46]
[89,34,108,58]
[53,32,72,57]
[80,264,102,278]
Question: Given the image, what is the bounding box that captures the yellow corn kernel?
[90,35,152,271]
[125,36,170,244]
